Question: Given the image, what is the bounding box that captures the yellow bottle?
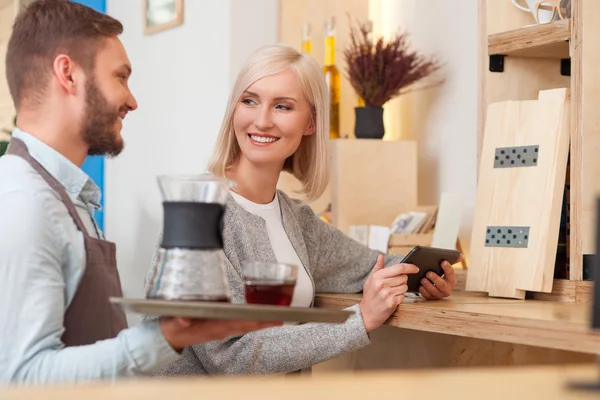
[302,23,311,54]
[323,17,340,139]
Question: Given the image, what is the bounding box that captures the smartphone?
[400,246,461,293]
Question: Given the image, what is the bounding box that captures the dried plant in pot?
[344,20,443,139]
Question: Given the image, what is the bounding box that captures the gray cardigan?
[143,190,404,376]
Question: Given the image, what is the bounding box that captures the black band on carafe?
[161,202,224,249]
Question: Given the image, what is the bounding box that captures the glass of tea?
[242,261,298,306]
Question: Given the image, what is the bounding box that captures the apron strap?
[6,138,91,237]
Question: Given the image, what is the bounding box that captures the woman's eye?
[276,104,291,111]
[242,99,256,105]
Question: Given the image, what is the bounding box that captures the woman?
[144,44,459,376]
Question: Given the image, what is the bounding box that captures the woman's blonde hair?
[207,44,330,202]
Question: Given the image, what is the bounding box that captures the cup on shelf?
[242,261,298,306]
[511,0,562,25]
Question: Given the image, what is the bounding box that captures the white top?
[230,191,314,308]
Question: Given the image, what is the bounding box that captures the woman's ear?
[304,117,316,136]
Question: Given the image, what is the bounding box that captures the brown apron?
[6,137,128,346]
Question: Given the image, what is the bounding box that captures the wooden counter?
[1,364,599,399]
[314,292,600,354]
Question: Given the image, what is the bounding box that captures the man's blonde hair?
[207,44,329,202]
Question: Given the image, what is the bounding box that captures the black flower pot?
[354,106,385,139]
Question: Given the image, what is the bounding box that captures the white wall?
[371,0,479,262]
[105,0,278,324]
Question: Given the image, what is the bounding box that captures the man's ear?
[53,54,78,95]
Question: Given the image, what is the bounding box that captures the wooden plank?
[569,0,583,281]
[488,19,570,58]
[468,89,570,299]
[570,0,600,280]
[314,291,600,354]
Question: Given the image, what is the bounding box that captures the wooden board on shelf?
[488,19,570,59]
[467,88,570,299]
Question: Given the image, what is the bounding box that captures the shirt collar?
[11,128,102,208]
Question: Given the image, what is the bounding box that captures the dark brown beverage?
[244,280,295,306]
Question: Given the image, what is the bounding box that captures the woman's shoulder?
[276,189,314,216]
[275,189,329,233]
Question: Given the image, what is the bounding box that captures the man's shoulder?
[0,155,59,201]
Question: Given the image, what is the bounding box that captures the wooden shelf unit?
[478,0,600,286]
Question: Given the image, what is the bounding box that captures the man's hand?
[160,317,282,351]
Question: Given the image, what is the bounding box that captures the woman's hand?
[359,255,419,332]
[418,255,462,300]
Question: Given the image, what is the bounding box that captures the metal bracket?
[490,53,569,75]
[561,58,571,76]
[489,54,505,73]
[494,145,539,168]
[486,226,530,248]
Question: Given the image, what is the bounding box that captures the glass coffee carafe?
[147,174,232,302]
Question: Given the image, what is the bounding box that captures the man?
[0,0,279,385]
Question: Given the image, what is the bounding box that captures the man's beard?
[81,78,125,157]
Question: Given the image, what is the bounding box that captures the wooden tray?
[110,297,354,324]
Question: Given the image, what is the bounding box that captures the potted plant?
[344,20,443,139]
[0,116,16,157]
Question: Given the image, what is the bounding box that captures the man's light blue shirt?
[0,128,179,385]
